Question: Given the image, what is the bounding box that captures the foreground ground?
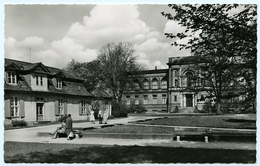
[4,141,256,163]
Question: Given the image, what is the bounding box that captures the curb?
[37,132,173,140]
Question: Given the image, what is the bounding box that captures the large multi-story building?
[4,58,112,124]
[122,56,214,113]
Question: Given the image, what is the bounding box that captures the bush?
[127,102,146,114]
[57,115,67,122]
[11,119,27,127]
[111,100,128,117]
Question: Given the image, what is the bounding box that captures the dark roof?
[48,80,92,97]
[167,56,209,65]
[91,88,112,99]
[4,58,93,97]
[5,58,79,80]
[4,75,32,91]
[128,69,168,75]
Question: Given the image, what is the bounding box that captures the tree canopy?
[162,4,257,113]
[64,42,145,103]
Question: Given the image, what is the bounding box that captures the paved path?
[4,115,256,150]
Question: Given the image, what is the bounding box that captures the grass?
[135,116,256,129]
[86,125,175,133]
[4,141,256,163]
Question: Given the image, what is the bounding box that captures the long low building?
[4,58,112,124]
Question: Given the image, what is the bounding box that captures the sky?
[4,4,190,69]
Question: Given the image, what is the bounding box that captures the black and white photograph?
[3,2,257,164]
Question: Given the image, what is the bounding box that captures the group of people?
[52,109,109,139]
[52,114,73,140]
[90,109,108,124]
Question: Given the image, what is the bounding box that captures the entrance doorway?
[36,103,44,121]
[185,94,193,107]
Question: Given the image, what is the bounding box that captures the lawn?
[135,115,256,129]
[4,141,256,163]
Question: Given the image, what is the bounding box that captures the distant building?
[122,68,168,113]
[4,58,112,124]
[123,56,245,113]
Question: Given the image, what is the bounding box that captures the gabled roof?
[4,58,93,97]
[5,58,79,80]
[5,62,21,70]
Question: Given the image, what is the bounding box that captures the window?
[174,79,178,87]
[174,95,177,102]
[134,82,139,90]
[174,69,179,77]
[143,79,149,89]
[153,95,157,104]
[126,96,130,105]
[161,78,167,89]
[152,78,158,89]
[36,75,43,86]
[10,97,19,116]
[143,95,148,104]
[162,94,167,104]
[56,78,62,89]
[135,95,139,105]
[7,71,17,84]
[81,100,87,115]
[186,72,193,87]
[58,99,64,115]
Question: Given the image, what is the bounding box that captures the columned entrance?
[185,94,193,107]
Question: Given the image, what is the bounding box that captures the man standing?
[98,110,103,124]
[66,114,73,140]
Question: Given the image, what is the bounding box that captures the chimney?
[155,66,157,70]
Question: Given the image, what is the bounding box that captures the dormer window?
[7,71,17,84]
[36,75,43,86]
[56,78,62,89]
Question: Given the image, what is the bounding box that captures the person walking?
[98,110,103,124]
[66,114,73,140]
[103,110,108,124]
[90,109,95,124]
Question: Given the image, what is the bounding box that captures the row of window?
[133,78,167,90]
[126,94,178,105]
[6,71,63,89]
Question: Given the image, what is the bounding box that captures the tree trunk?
[217,102,222,114]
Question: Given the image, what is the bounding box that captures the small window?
[162,94,167,104]
[174,95,177,102]
[81,100,87,115]
[153,95,157,104]
[143,95,148,104]
[143,79,149,89]
[174,79,178,87]
[36,75,43,86]
[56,78,62,89]
[152,78,158,89]
[58,99,64,115]
[161,78,167,89]
[7,71,17,84]
[10,97,19,116]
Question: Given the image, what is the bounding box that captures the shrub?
[111,100,128,117]
[11,119,27,127]
[108,115,114,119]
[57,115,67,122]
